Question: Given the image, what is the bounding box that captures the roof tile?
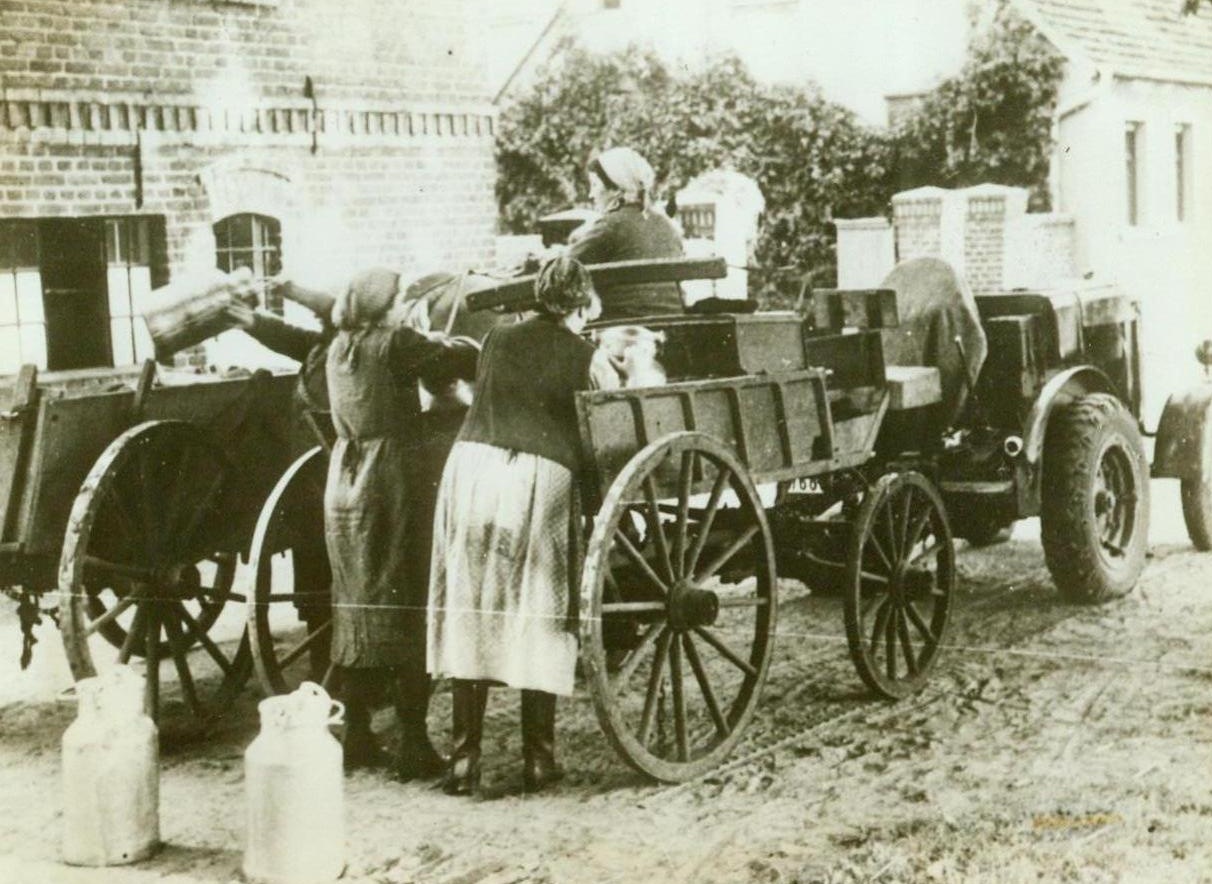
[1015,0,1212,84]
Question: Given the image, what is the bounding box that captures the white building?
[1018,0,1212,391]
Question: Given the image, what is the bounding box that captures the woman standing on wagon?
[325,267,478,779]
[427,256,618,795]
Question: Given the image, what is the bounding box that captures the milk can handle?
[327,700,345,726]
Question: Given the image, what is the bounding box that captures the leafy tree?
[890,2,1063,209]
[495,2,1062,295]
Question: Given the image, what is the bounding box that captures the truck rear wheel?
[1180,476,1212,551]
[1041,393,1149,603]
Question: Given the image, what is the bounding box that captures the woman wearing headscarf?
[427,256,618,796]
[566,146,686,320]
[324,267,478,780]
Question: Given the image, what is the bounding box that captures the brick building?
[0,0,497,372]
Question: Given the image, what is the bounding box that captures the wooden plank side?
[21,373,298,558]
[577,369,835,497]
[0,366,39,545]
[23,391,134,556]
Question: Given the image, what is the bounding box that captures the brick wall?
[963,185,1028,294]
[891,187,947,262]
[0,0,487,103]
[0,0,497,370]
[879,184,1076,295]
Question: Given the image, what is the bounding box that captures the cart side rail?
[15,373,297,558]
[576,370,886,503]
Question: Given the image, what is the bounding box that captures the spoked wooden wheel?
[59,421,251,722]
[581,432,777,782]
[248,446,335,696]
[844,472,955,700]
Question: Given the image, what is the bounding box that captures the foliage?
[495,2,1063,296]
[889,2,1064,210]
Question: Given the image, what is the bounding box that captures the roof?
[1013,0,1212,85]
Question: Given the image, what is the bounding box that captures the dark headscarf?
[332,266,401,366]
[535,256,593,316]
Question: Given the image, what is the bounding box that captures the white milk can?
[61,665,160,866]
[244,682,345,884]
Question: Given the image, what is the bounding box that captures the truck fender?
[1023,366,1118,466]
[1152,383,1212,480]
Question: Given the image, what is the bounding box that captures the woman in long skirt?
[324,267,477,779]
[428,256,617,794]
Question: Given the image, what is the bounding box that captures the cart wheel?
[581,432,777,782]
[844,472,955,700]
[248,446,335,696]
[59,421,252,723]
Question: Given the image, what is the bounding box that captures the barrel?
[140,267,259,362]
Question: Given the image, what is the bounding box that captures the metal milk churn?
[244,682,345,884]
[61,665,160,866]
[140,266,259,362]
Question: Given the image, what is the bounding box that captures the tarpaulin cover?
[879,257,987,428]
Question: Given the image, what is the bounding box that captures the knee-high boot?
[521,690,564,793]
[393,666,446,781]
[442,680,488,796]
[342,667,390,771]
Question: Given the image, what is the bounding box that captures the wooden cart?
[0,361,300,722]
[245,264,958,782]
[573,303,955,781]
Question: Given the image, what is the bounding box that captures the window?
[1125,122,1143,226]
[1176,124,1193,223]
[105,218,155,366]
[214,213,283,312]
[0,221,47,373]
[679,203,717,240]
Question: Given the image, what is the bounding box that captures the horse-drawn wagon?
[247,258,959,783]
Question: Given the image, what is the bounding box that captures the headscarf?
[331,266,401,331]
[331,266,401,367]
[535,256,593,316]
[590,147,656,211]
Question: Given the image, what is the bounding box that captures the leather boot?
[393,667,446,781]
[342,667,390,771]
[521,690,564,793]
[442,680,488,796]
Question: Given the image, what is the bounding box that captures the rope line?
[53,591,1212,677]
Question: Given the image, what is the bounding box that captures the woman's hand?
[223,297,257,330]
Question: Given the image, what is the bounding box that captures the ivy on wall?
[495,2,1063,297]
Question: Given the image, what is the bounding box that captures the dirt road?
[0,482,1209,883]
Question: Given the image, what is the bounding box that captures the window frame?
[0,220,47,372]
[213,213,284,314]
[1176,123,1193,224]
[1125,121,1144,227]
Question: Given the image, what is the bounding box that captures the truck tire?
[1041,393,1149,603]
[1180,477,1212,551]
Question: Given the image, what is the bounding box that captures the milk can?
[61,665,160,866]
[244,682,345,884]
[140,266,259,361]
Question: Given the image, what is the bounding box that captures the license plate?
[788,477,824,495]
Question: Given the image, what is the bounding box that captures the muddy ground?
[0,480,1209,884]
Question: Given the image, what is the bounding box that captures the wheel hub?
[157,562,201,598]
[666,581,719,631]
